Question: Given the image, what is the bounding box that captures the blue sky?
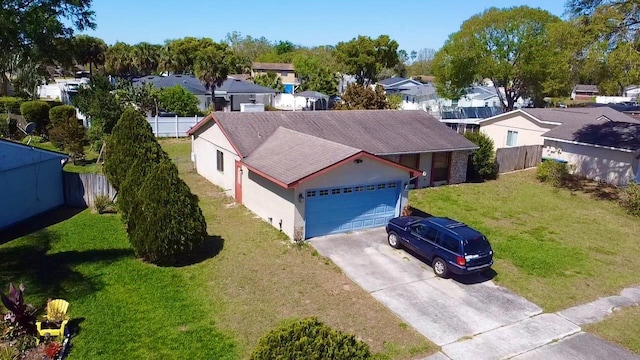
[81,0,568,51]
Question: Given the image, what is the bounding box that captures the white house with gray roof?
[479,107,640,185]
[187,110,477,239]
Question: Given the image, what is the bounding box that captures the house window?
[366,185,375,191]
[506,130,518,147]
[331,188,341,195]
[343,187,353,193]
[377,184,386,190]
[388,182,397,188]
[319,190,329,196]
[306,191,316,197]
[355,186,364,192]
[216,150,224,172]
[432,152,450,183]
[484,101,489,107]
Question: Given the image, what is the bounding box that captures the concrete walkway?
[309,228,640,360]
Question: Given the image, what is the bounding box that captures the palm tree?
[194,44,231,92]
[132,42,161,76]
[73,35,107,75]
[105,42,135,77]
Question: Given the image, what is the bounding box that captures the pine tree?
[128,159,207,265]
[103,108,167,190]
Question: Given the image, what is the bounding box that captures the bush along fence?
[63,172,116,208]
[146,115,202,137]
[495,145,543,173]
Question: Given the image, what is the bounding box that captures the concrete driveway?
[310,228,639,360]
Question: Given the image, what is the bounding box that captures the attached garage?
[187,110,478,240]
[304,181,401,238]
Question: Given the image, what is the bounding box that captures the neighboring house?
[377,77,423,91]
[187,110,477,239]
[251,62,296,94]
[479,107,640,185]
[132,75,211,112]
[571,84,599,100]
[0,139,68,230]
[439,86,502,108]
[214,78,277,112]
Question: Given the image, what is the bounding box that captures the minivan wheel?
[387,232,401,249]
[432,258,449,278]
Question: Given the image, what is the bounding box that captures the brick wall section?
[450,151,470,184]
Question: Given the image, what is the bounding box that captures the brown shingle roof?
[252,62,295,71]
[243,127,361,185]
[573,84,599,93]
[205,110,477,157]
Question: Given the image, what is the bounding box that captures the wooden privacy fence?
[496,145,543,173]
[63,172,116,208]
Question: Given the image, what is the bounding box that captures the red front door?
[235,161,243,204]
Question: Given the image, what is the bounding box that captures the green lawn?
[28,140,101,174]
[409,170,640,312]
[0,138,435,359]
[584,305,640,354]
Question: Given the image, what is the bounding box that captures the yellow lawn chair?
[36,299,69,340]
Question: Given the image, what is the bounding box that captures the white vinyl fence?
[146,115,202,137]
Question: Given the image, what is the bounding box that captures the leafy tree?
[74,74,124,137]
[73,35,107,75]
[0,0,95,93]
[116,80,160,115]
[335,35,400,85]
[274,40,296,55]
[292,51,339,96]
[387,94,402,110]
[48,105,87,163]
[464,132,497,181]
[335,84,391,110]
[224,31,273,62]
[251,72,283,92]
[250,317,371,360]
[20,100,50,134]
[157,85,200,116]
[566,0,640,43]
[104,108,167,190]
[11,57,46,100]
[159,37,205,74]
[432,6,564,111]
[128,158,207,266]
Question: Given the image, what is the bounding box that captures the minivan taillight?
[456,256,466,266]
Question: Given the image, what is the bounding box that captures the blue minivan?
[386,216,493,278]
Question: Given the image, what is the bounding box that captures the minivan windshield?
[463,236,491,254]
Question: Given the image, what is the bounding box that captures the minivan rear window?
[463,236,491,254]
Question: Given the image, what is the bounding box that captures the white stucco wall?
[543,140,638,186]
[242,167,297,238]
[292,156,412,239]
[192,122,239,196]
[481,113,555,149]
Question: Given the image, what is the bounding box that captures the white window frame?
[506,130,518,147]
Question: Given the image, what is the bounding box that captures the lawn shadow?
[0,207,84,245]
[67,317,85,337]
[0,229,132,305]
[562,175,620,201]
[172,235,225,267]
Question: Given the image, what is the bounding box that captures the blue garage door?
[305,181,401,238]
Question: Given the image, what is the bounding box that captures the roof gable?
[0,140,67,172]
[215,78,277,94]
[542,118,640,151]
[132,75,209,95]
[190,110,478,157]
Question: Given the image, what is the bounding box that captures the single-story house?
[214,78,277,112]
[132,74,211,112]
[571,84,599,100]
[187,110,477,239]
[377,77,423,91]
[251,62,296,94]
[479,107,640,185]
[0,139,68,230]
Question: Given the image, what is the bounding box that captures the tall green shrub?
[19,101,50,134]
[536,160,569,187]
[620,182,640,216]
[250,317,371,360]
[464,131,498,181]
[118,157,154,223]
[127,159,207,265]
[104,108,167,190]
[157,85,201,116]
[0,97,22,114]
[48,105,87,163]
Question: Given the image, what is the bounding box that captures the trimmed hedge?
[620,182,640,217]
[536,160,569,187]
[0,96,22,114]
[20,100,50,134]
[250,317,371,360]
